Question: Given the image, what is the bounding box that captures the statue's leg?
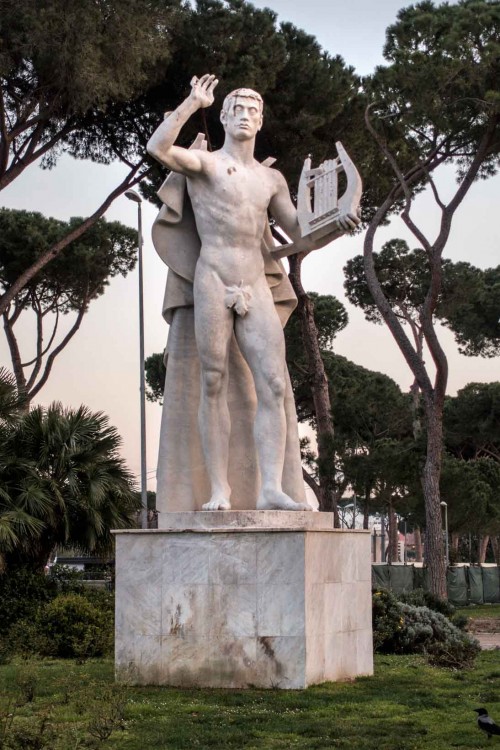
[194,262,234,510]
[235,279,311,511]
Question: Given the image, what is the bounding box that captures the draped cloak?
[152,135,306,513]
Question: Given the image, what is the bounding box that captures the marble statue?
[147,74,361,514]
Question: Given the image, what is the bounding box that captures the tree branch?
[25,296,45,391]
[8,104,52,140]
[363,182,434,398]
[2,312,27,394]
[14,119,46,164]
[302,467,321,504]
[0,88,10,179]
[419,122,497,407]
[7,292,30,326]
[365,104,432,253]
[0,123,73,191]
[0,161,150,315]
[423,167,445,210]
[22,306,60,369]
[29,300,87,400]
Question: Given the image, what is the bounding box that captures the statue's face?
[221,95,263,140]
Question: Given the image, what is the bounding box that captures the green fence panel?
[372,564,391,590]
[413,566,428,591]
[446,566,468,606]
[467,566,484,605]
[482,566,500,604]
[370,563,500,604]
[389,565,414,594]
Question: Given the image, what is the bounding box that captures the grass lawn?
[457,605,500,620]
[1,653,500,749]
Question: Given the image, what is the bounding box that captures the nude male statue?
[147,74,359,512]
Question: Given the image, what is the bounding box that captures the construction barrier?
[372,564,500,606]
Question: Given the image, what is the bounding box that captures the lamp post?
[440,500,449,568]
[125,189,147,530]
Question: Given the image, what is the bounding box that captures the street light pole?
[125,189,147,530]
[440,501,449,568]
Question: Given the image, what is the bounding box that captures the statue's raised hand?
[189,74,218,108]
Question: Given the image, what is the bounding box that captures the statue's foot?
[202,496,231,511]
[257,489,312,511]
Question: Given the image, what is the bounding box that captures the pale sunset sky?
[1,0,498,490]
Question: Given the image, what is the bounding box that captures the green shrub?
[399,588,455,618]
[13,660,40,704]
[36,594,113,659]
[372,589,480,669]
[372,589,404,651]
[0,569,57,637]
[395,603,480,665]
[1,714,55,750]
[450,612,469,631]
[82,588,114,617]
[0,565,115,660]
[5,620,51,660]
[46,564,85,594]
[426,634,480,669]
[398,588,469,631]
[86,685,128,743]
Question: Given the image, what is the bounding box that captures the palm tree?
[0,367,26,425]
[0,376,139,571]
[0,368,44,570]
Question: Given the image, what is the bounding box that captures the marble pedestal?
[114,512,373,689]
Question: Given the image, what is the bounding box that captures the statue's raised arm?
[147,73,218,176]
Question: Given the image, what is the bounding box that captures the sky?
[1,0,498,490]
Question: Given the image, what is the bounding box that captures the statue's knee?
[268,374,286,399]
[202,369,224,397]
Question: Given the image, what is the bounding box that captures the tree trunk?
[387,503,399,563]
[302,467,321,507]
[490,536,500,564]
[361,112,496,600]
[421,401,447,598]
[288,253,339,525]
[2,312,29,409]
[479,535,490,564]
[409,329,424,439]
[363,486,370,530]
[414,526,423,563]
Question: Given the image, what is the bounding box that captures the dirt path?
[468,618,500,650]
[476,634,500,650]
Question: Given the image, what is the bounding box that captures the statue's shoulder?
[254,156,279,174]
[262,163,288,192]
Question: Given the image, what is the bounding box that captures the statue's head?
[220,88,263,140]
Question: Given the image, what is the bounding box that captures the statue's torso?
[186,150,277,287]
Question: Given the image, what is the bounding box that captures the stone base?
[114,512,373,689]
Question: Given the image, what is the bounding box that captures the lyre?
[297,142,362,240]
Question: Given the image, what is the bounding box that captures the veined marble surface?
[115,528,373,688]
[155,510,339,531]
